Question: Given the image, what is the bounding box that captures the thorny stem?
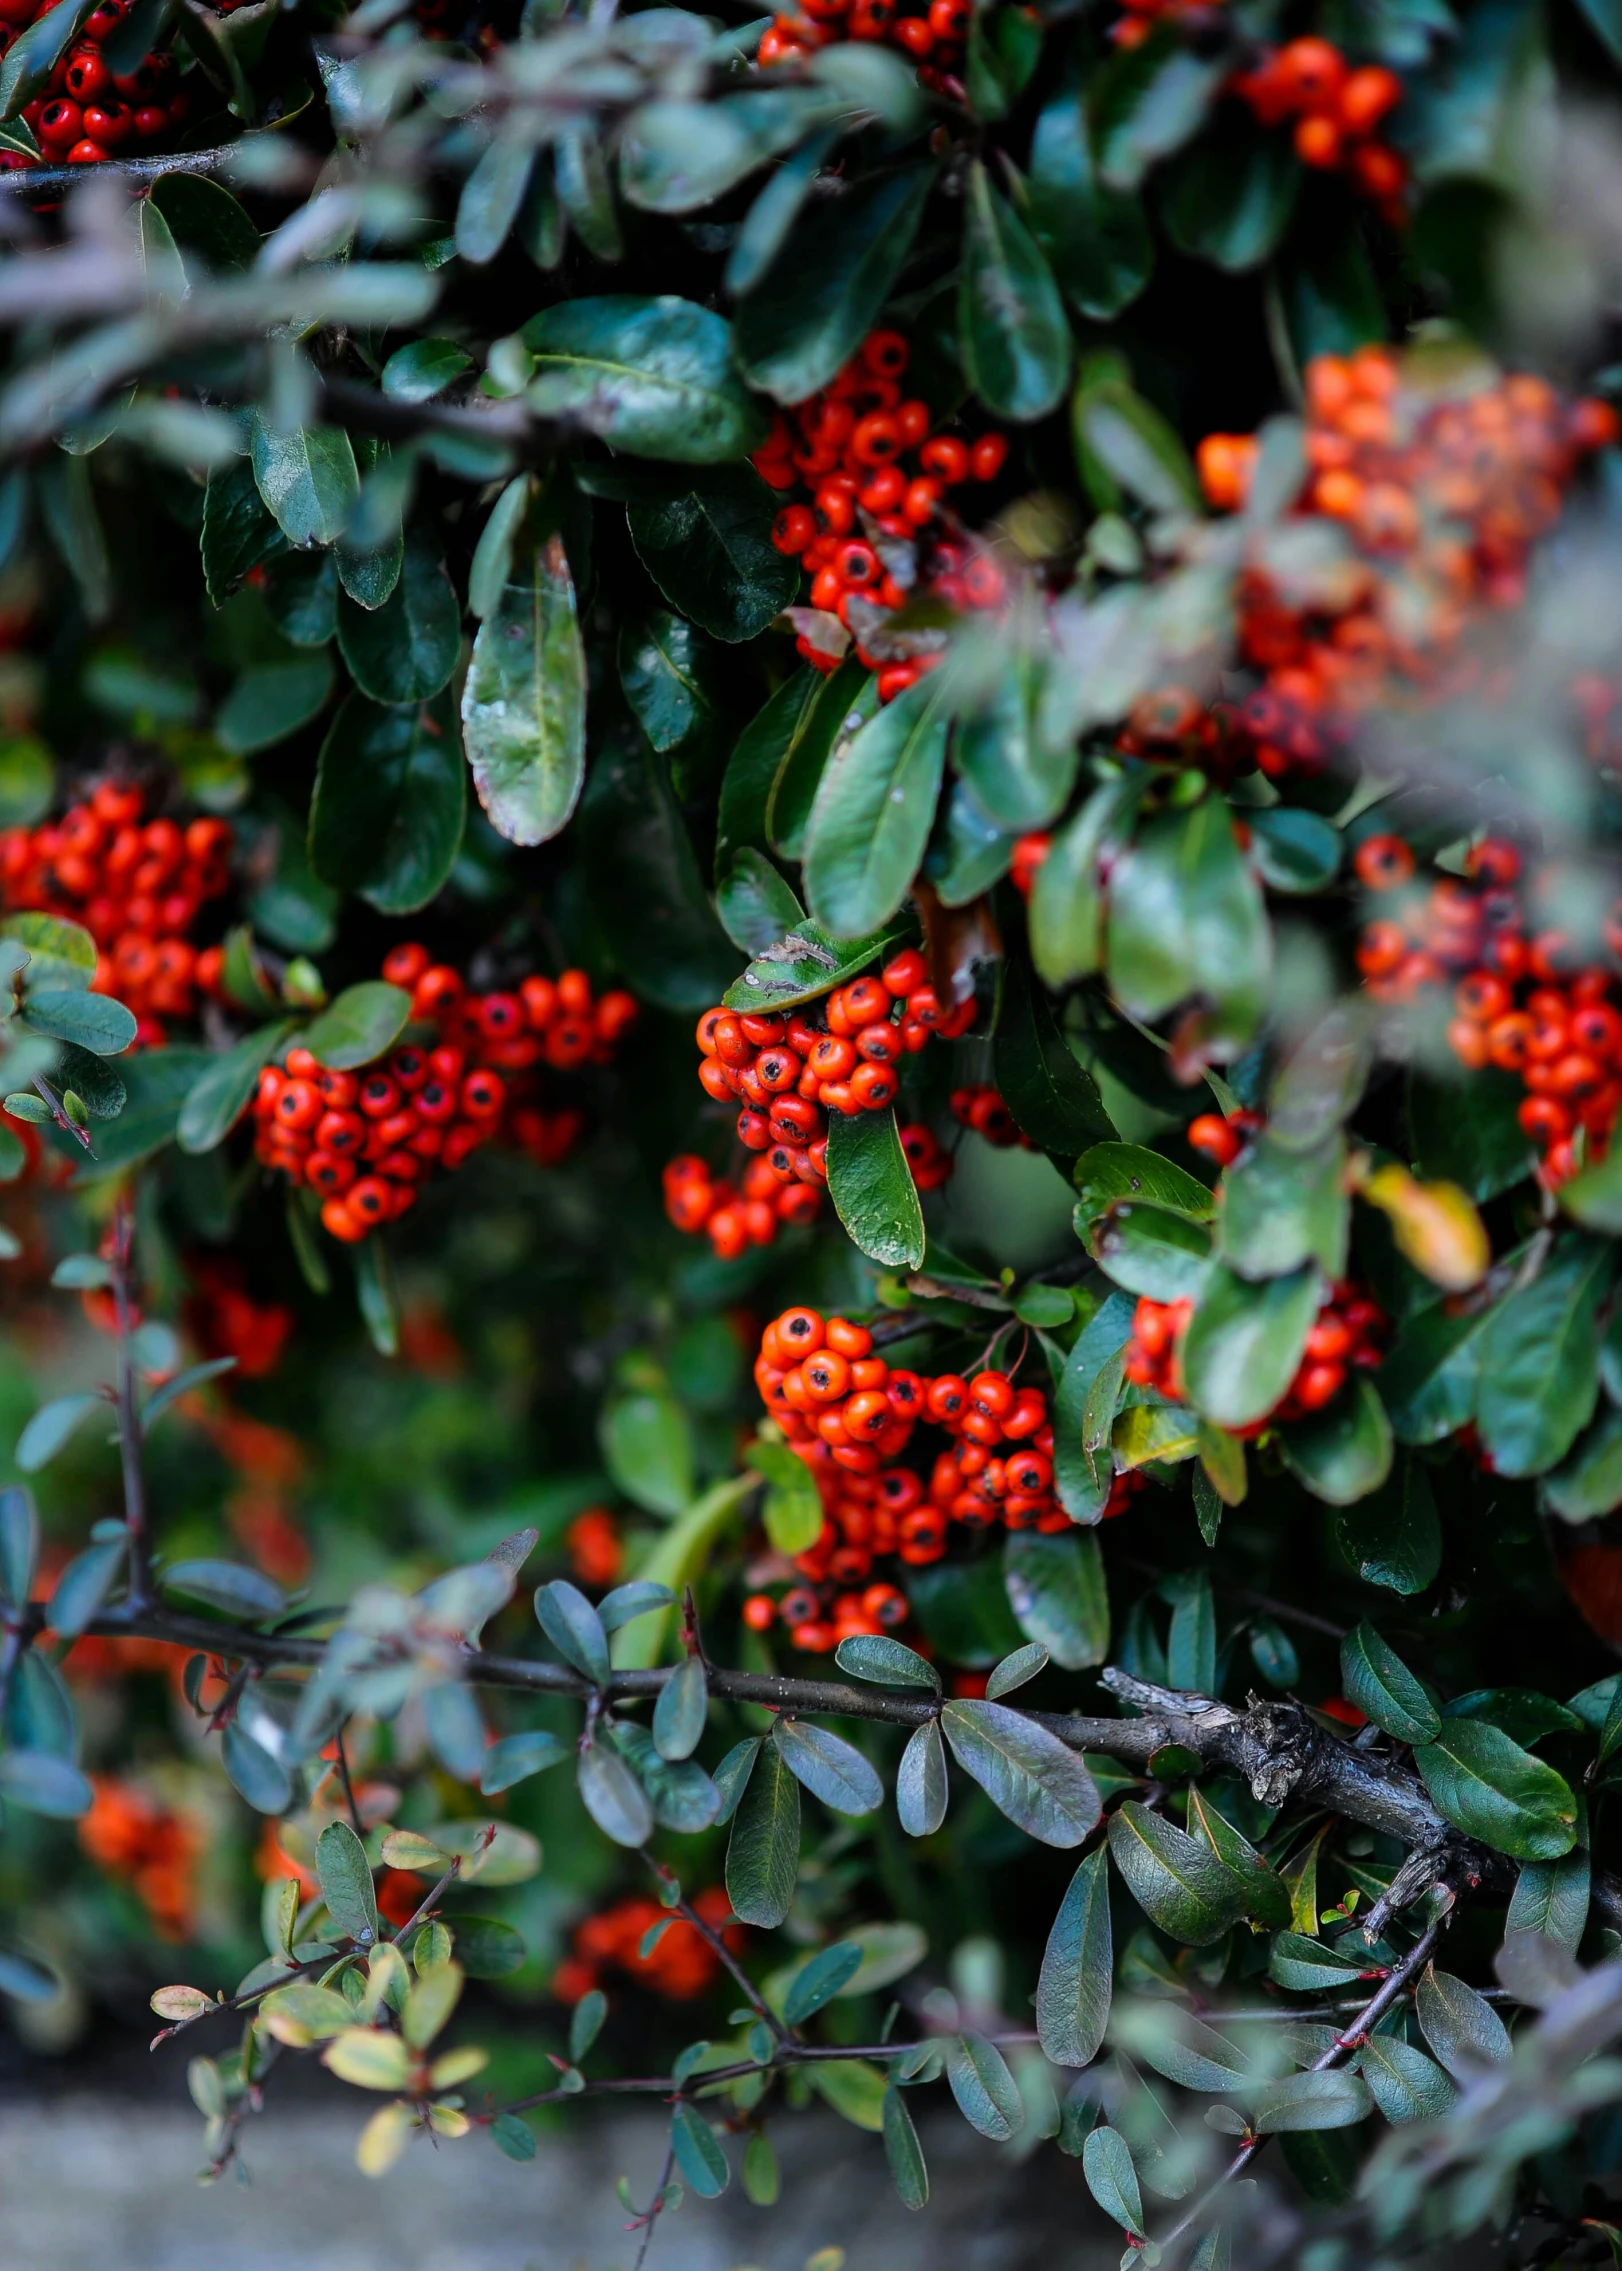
[1150,1918,1445,2264]
[109,1197,151,1612]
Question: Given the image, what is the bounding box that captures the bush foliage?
[5,0,1622,2261]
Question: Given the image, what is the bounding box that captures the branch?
[57,1605,1621,1930]
[0,144,254,197]
[649,1863,787,2044]
[497,2032,1042,2116]
[1150,1918,1445,2264]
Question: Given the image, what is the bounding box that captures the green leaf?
[1182,1263,1319,1429]
[1339,1622,1440,1744]
[310,692,464,916]
[70,1046,210,1180]
[905,1558,1027,1666]
[653,1655,708,1763]
[1075,1142,1213,1220]
[717,659,866,873]
[1107,1800,1243,1944]
[733,165,935,404]
[1162,116,1299,271]
[1004,1528,1110,1670]
[456,135,533,266]
[946,2031,1025,2142]
[670,2103,729,2198]
[1110,1999,1251,2092]
[784,1940,864,2025]
[985,1641,1048,1699]
[44,1537,125,1637]
[1073,371,1201,519]
[1027,82,1153,319]
[1506,1847,1590,1952]
[1105,797,1267,1046]
[1087,1199,1211,1303]
[601,1382,694,1518]
[249,414,359,550]
[382,339,474,404]
[1278,1376,1394,1507]
[748,1437,824,1553]
[0,1484,37,1611]
[223,1719,293,1815]
[215,654,335,757]
[1267,1929,1370,1992]
[520,297,766,463]
[959,160,1071,423]
[994,956,1114,1163]
[0,0,96,122]
[580,736,737,1013]
[896,1717,949,1837]
[726,1735,800,1926]
[1477,1236,1613,1477]
[1252,2070,1372,2133]
[480,1729,569,1794]
[598,1581,678,1634]
[619,609,720,767]
[1186,1786,1291,1928]
[16,1392,103,1474]
[1331,1459,1443,1595]
[1410,1066,1530,1203]
[316,1820,379,1944]
[1357,2035,1457,2123]
[803,670,947,938]
[177,1020,295,1155]
[1415,1721,1578,1860]
[336,533,460,706]
[718,848,805,955]
[825,1105,926,1271]
[1245,805,1341,895]
[535,1578,610,1685]
[1029,774,1147,988]
[0,1749,91,1818]
[722,911,910,1014]
[882,2084,929,2209]
[940,1698,1100,1846]
[301,981,412,1071]
[162,1558,286,1621]
[1090,26,1224,189]
[1278,226,1385,364]
[1081,2125,1144,2234]
[4,911,95,990]
[772,1718,883,1816]
[462,529,585,848]
[834,1633,940,1692]
[264,552,339,647]
[1054,1289,1136,1522]
[1216,1134,1347,1282]
[21,990,135,1056]
[1036,1847,1113,2067]
[1164,1569,1216,1692]
[628,469,799,644]
[577,1736,653,1847]
[1414,1964,1512,2076]
[0,1948,60,2004]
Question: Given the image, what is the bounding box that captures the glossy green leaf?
[803,670,947,938]
[1278,1376,1394,1507]
[1162,116,1300,271]
[535,1578,610,1685]
[896,1716,949,1837]
[1217,1134,1347,1282]
[1090,26,1225,189]
[462,528,585,847]
[1415,1721,1578,1860]
[301,981,412,1071]
[1027,82,1153,319]
[310,691,464,916]
[652,1654,708,1763]
[835,1633,940,1691]
[959,160,1071,423]
[1004,1528,1109,1670]
[1477,1236,1613,1477]
[726,1734,801,1926]
[1340,1622,1440,1745]
[773,1717,882,1816]
[1106,797,1267,1046]
[940,1698,1100,1846]
[249,414,359,550]
[947,2031,1025,2141]
[520,297,765,463]
[825,1104,926,1271]
[336,533,460,706]
[1107,1800,1244,1944]
[627,469,799,644]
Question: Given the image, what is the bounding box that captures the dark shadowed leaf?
[1414,1721,1578,1860]
[1107,1800,1243,1943]
[335,534,461,706]
[310,692,465,916]
[959,160,1070,423]
[520,296,766,463]
[994,955,1114,1162]
[1340,1622,1440,1745]
[462,530,585,847]
[940,1698,1100,1845]
[726,1735,800,1925]
[628,469,799,644]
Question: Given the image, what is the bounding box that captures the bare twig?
[630,2139,676,2271]
[650,1862,787,2044]
[0,144,259,197]
[498,2032,1041,2116]
[333,1722,366,1841]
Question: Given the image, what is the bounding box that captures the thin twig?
[498,2033,1042,2116]
[392,1851,467,1944]
[1150,1919,1445,2263]
[109,1197,152,1612]
[149,1953,331,2047]
[0,144,261,197]
[631,2139,676,2271]
[651,1863,787,2044]
[333,1723,366,1840]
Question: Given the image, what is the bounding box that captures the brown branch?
[49,1605,1622,1931]
[497,2032,1041,2117]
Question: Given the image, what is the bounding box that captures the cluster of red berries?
[0,782,232,1043]
[1229,42,1406,218]
[751,331,1009,701]
[950,1085,1031,1149]
[1185,1106,1264,1169]
[251,944,637,1242]
[745,1306,1096,1652]
[666,946,974,1255]
[551,1887,739,2008]
[1194,349,1618,781]
[1355,833,1622,1188]
[757,0,968,95]
[79,1775,201,1942]
[185,1255,295,1381]
[1125,1282,1386,1429]
[2,0,188,172]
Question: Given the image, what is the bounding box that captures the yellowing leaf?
[1359,1164,1489,1292]
[356,2100,415,2177]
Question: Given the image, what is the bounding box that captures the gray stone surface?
[0,2098,1107,2271]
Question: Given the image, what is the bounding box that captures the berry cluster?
[79,1775,202,1942]
[668,946,974,1256]
[551,1887,740,2008]
[1107,0,1222,50]
[1195,349,1618,780]
[747,1306,1113,1653]
[251,946,637,1242]
[1125,1283,1386,1427]
[185,1255,295,1380]
[1355,833,1622,1188]
[756,0,968,94]
[950,1084,1031,1150]
[1230,42,1406,217]
[565,1507,625,1589]
[751,330,1008,701]
[0,783,232,1042]
[3,0,188,171]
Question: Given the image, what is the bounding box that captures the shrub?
[2,1,1622,2262]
